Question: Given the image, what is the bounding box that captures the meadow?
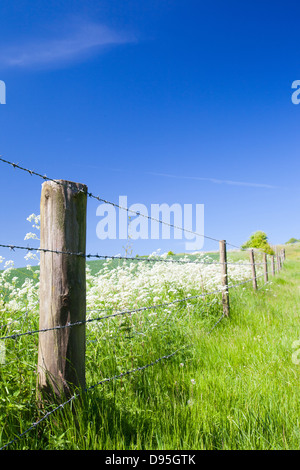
[0,243,299,450]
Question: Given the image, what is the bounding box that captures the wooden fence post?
[37,180,87,401]
[263,253,268,283]
[219,240,230,317]
[249,249,257,291]
[277,252,281,272]
[271,255,275,276]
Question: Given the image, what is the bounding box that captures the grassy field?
[0,245,299,450]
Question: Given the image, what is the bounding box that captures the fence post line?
[37,180,87,402]
[263,253,268,284]
[249,249,257,291]
[219,240,230,317]
[271,255,275,276]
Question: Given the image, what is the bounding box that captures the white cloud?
[147,172,280,189]
[75,165,281,190]
[1,20,134,68]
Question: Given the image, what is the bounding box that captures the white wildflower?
[4,260,14,269]
[24,232,39,241]
[24,252,39,261]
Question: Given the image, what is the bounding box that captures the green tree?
[242,231,274,255]
[286,238,300,244]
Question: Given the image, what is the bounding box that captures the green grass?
[0,245,299,450]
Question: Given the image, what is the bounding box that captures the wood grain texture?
[37,180,87,401]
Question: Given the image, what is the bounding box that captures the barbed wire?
[0,311,29,330]
[0,156,223,245]
[0,155,281,451]
[0,269,274,450]
[0,242,265,266]
[0,156,281,255]
[0,275,264,342]
[256,280,272,291]
[204,273,267,334]
[0,346,185,450]
[0,278,245,450]
[0,288,227,341]
[1,269,262,450]
[207,313,226,335]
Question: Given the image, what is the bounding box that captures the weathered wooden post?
[249,249,257,291]
[37,180,87,402]
[271,255,275,276]
[219,240,230,317]
[277,252,281,272]
[263,253,268,283]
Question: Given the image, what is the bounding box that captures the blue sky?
[0,0,299,266]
